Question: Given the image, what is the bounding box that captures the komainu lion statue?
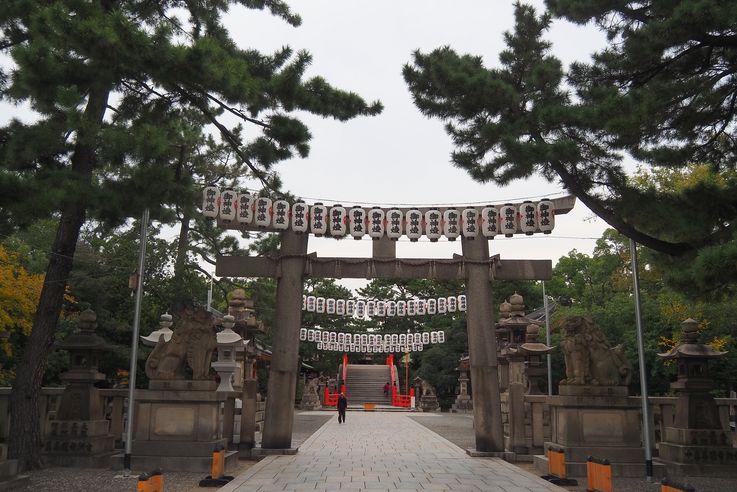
[413,377,436,397]
[559,315,632,386]
[145,303,217,380]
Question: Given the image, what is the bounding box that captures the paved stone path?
[219,411,564,492]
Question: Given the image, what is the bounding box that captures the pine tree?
[0,0,381,468]
[403,2,737,279]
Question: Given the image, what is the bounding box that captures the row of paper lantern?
[300,328,445,347]
[315,342,425,353]
[202,187,555,240]
[302,295,466,317]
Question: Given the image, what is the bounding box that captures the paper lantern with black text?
[219,189,237,221]
[376,301,386,317]
[405,208,423,241]
[336,299,346,316]
[462,208,478,238]
[346,300,355,316]
[299,328,307,341]
[356,300,366,319]
[236,192,253,224]
[425,209,442,242]
[499,203,517,237]
[317,342,323,350]
[417,300,426,315]
[399,334,407,346]
[310,203,328,236]
[386,208,403,240]
[366,300,376,317]
[338,332,345,344]
[272,199,290,229]
[443,208,460,241]
[481,205,499,238]
[537,199,555,234]
[202,186,220,218]
[431,331,439,343]
[368,206,385,240]
[437,297,447,313]
[349,206,366,240]
[519,201,537,235]
[422,332,430,344]
[291,202,309,233]
[438,331,446,343]
[308,329,316,342]
[322,331,329,343]
[427,298,437,315]
[387,301,396,317]
[302,295,306,310]
[391,334,399,345]
[458,295,467,311]
[396,300,407,316]
[306,296,316,312]
[326,298,336,314]
[329,205,347,237]
[254,197,272,228]
[447,296,457,312]
[407,299,417,316]
[316,297,325,313]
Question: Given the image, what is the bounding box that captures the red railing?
[392,387,415,408]
[324,384,346,407]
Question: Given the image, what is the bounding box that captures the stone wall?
[500,393,552,455]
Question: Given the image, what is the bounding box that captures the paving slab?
[218,412,564,492]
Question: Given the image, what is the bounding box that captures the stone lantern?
[212,315,244,393]
[451,356,472,413]
[45,309,115,464]
[517,324,555,395]
[657,318,736,474]
[140,312,173,346]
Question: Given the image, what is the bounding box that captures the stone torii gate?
[214,196,575,453]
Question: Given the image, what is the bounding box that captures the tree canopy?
[403,1,737,294]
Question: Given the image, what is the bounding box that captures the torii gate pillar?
[261,230,309,450]
[462,236,504,452]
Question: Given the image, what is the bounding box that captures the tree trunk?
[7,83,110,470]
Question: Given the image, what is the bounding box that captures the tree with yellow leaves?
[0,246,44,384]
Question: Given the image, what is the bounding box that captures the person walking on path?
[337,392,347,423]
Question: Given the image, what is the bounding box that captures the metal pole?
[542,281,553,396]
[123,208,149,474]
[630,238,653,480]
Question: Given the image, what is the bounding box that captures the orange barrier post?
[149,468,163,492]
[540,446,577,486]
[586,456,612,492]
[137,472,153,492]
[661,478,696,492]
[199,445,234,487]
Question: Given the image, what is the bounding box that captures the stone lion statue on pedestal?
[559,315,632,386]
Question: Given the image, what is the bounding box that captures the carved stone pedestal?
[44,419,116,467]
[534,386,658,477]
[419,395,439,412]
[111,381,236,472]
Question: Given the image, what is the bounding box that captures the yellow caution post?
[661,478,696,492]
[540,446,577,486]
[586,456,612,492]
[199,445,234,487]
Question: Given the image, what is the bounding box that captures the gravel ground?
[409,412,736,492]
[13,411,735,491]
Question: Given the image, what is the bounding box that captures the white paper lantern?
[447,296,457,312]
[424,209,442,242]
[329,205,347,237]
[361,334,368,346]
[458,295,467,311]
[236,192,253,224]
[414,333,422,344]
[396,300,407,316]
[338,332,345,344]
[417,300,426,316]
[405,208,423,241]
[292,201,309,233]
[322,331,329,342]
[462,208,478,239]
[399,334,407,345]
[386,208,403,241]
[217,189,236,221]
[317,342,323,350]
[431,331,438,343]
[336,299,346,316]
[299,328,307,341]
[368,206,385,240]
[349,206,366,240]
[326,298,336,314]
[350,343,356,352]
[426,298,437,314]
[383,334,391,344]
[481,205,499,239]
[438,297,447,313]
[417,343,424,352]
[308,329,315,341]
[270,199,290,230]
[345,333,352,344]
[422,332,430,344]
[407,299,416,316]
[306,295,316,312]
[391,334,399,345]
[329,331,337,342]
[202,186,220,218]
[499,203,517,237]
[519,201,537,235]
[438,331,446,343]
[356,300,366,318]
[310,203,328,236]
[302,295,306,310]
[254,197,272,228]
[443,208,460,241]
[537,199,555,234]
[316,297,325,313]
[387,301,396,317]
[366,300,376,317]
[346,300,355,316]
[376,301,386,317]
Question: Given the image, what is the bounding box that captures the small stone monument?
[535,315,648,477]
[414,377,439,412]
[300,377,322,410]
[212,315,244,393]
[44,309,116,466]
[657,318,737,476]
[451,356,473,413]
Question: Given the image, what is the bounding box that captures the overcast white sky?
[218,1,611,290]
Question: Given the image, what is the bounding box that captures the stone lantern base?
[419,395,440,412]
[656,427,737,477]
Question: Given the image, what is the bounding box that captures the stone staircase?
[345,365,392,405]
